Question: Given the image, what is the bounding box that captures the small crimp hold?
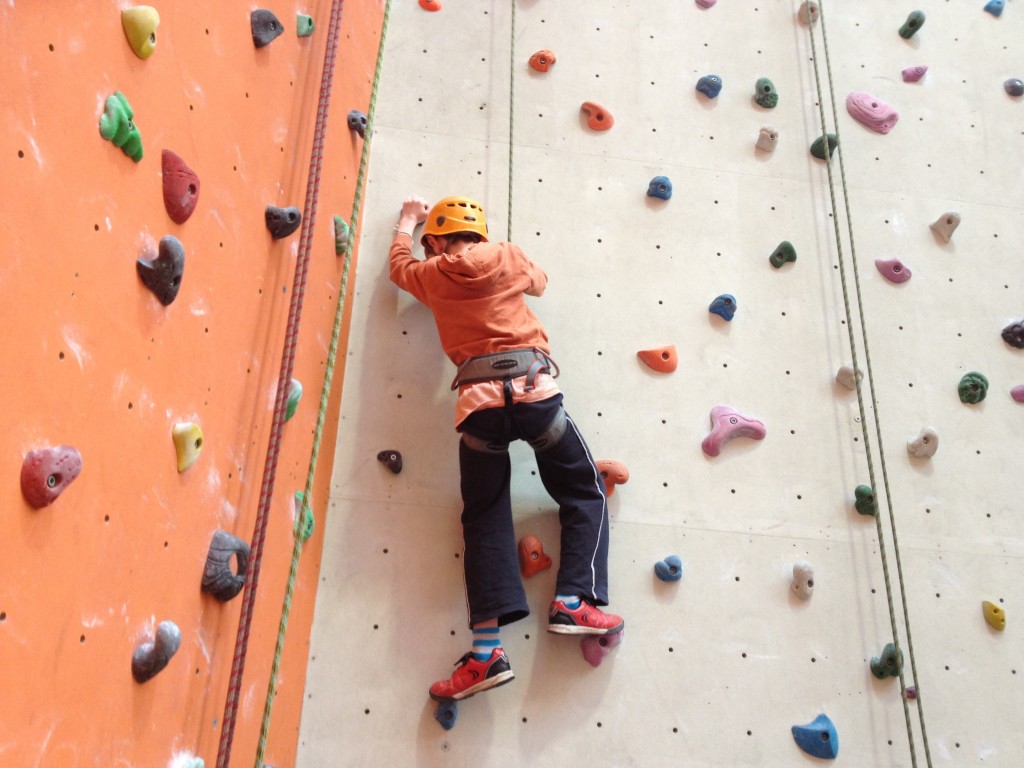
[294,491,315,542]
[517,534,552,578]
[810,133,839,160]
[172,422,204,472]
[984,0,1005,18]
[907,426,938,458]
[696,74,723,99]
[99,91,143,162]
[137,235,186,305]
[906,685,918,700]
[201,530,250,602]
[334,215,351,255]
[756,126,778,153]
[769,240,797,269]
[982,601,1006,631]
[646,176,672,200]
[899,10,925,39]
[21,446,83,509]
[285,378,302,421]
[870,642,904,679]
[846,92,899,134]
[132,620,182,683]
[434,699,458,730]
[791,560,814,600]
[1005,79,1024,97]
[121,6,160,59]
[854,485,877,517]
[161,150,200,225]
[581,628,624,667]
[835,365,862,390]
[958,372,989,404]
[420,0,443,11]
[377,450,402,473]
[695,0,717,8]
[528,50,555,72]
[297,13,315,36]
[701,405,766,457]
[875,258,911,284]
[791,714,838,760]
[637,345,678,373]
[930,212,960,242]
[902,65,928,83]
[251,9,284,47]
[596,459,629,496]
[1011,385,1024,403]
[654,555,683,582]
[797,1,820,26]
[347,109,368,138]
[754,77,778,109]
[580,101,614,131]
[265,205,302,239]
[709,294,737,321]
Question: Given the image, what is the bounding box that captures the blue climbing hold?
[984,0,1004,18]
[434,699,458,730]
[708,294,737,321]
[792,714,839,760]
[647,176,672,200]
[696,74,723,99]
[654,555,683,582]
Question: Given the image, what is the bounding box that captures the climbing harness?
[450,347,559,391]
[808,3,932,766]
[461,403,567,455]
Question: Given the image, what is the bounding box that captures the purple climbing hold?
[137,236,185,305]
[902,65,928,83]
[581,628,624,667]
[701,405,766,457]
[875,258,911,284]
[1010,385,1024,403]
[21,445,83,509]
[695,0,717,7]
[1001,319,1024,349]
[377,449,403,473]
[846,92,899,134]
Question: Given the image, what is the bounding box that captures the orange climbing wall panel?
[0,2,383,765]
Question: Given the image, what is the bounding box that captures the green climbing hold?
[958,372,988,404]
[754,77,778,109]
[769,240,797,269]
[870,642,903,679]
[854,485,877,517]
[285,378,302,421]
[810,133,838,160]
[99,92,143,162]
[297,13,315,36]
[899,10,925,40]
[294,491,315,543]
[334,215,351,255]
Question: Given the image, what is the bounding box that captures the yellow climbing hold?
[121,6,160,59]
[982,601,1006,631]
[172,422,204,473]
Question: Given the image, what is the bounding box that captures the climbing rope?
[252,0,393,764]
[507,0,517,241]
[216,2,347,766]
[807,2,933,765]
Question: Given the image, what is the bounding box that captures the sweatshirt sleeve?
[389,236,431,305]
[510,243,547,297]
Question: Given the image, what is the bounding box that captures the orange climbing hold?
[419,0,442,11]
[596,460,629,496]
[529,50,556,72]
[517,534,552,577]
[580,101,614,131]
[637,345,678,373]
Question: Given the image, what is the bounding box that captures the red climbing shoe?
[547,599,624,635]
[428,649,515,702]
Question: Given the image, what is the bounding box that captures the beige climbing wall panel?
[301,1,1022,766]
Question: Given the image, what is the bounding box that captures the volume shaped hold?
[137,236,185,305]
[161,150,200,224]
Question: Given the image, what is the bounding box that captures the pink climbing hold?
[701,405,766,457]
[846,91,899,134]
[902,65,928,83]
[21,445,83,509]
[875,258,912,284]
[1011,385,1024,403]
[581,628,624,667]
[695,0,717,7]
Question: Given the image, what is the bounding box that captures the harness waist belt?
[451,347,560,391]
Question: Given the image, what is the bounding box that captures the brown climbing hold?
[517,534,552,578]
[529,50,556,72]
[596,460,629,496]
[161,149,200,225]
[419,0,442,10]
[637,345,678,373]
[580,102,614,131]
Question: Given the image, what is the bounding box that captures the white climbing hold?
[930,212,961,243]
[792,560,814,600]
[835,365,862,390]
[907,426,938,459]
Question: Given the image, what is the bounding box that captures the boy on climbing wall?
[389,195,624,703]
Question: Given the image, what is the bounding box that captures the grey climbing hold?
[907,426,938,459]
[654,555,683,582]
[854,485,877,517]
[201,530,250,602]
[251,9,284,47]
[1004,78,1024,97]
[137,235,185,305]
[265,205,302,239]
[377,450,403,473]
[435,699,458,730]
[646,176,672,200]
[958,371,988,404]
[754,77,778,108]
[756,126,778,152]
[769,240,796,269]
[708,294,737,321]
[348,109,368,138]
[296,13,315,36]
[792,714,838,759]
[984,0,1005,18]
[132,620,182,683]
[791,561,814,600]
[899,10,925,39]
[696,74,723,99]
[810,133,838,160]
[930,212,960,243]
[870,642,903,679]
[1001,319,1024,349]
[835,365,862,390]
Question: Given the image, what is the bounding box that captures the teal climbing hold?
[334,215,351,255]
[434,699,458,730]
[285,378,302,421]
[810,133,838,160]
[294,491,315,542]
[297,13,315,36]
[871,642,903,679]
[854,485,878,517]
[754,77,778,108]
[99,92,143,162]
[768,241,796,269]
[958,372,988,404]
[899,10,925,39]
[792,714,839,759]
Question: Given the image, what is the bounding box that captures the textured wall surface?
[0,2,383,766]
[300,1,1022,766]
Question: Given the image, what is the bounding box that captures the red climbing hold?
[637,345,678,373]
[529,50,556,72]
[419,0,442,11]
[596,459,629,496]
[161,149,200,224]
[517,534,552,578]
[580,101,614,131]
[21,445,83,509]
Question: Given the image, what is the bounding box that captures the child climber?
[389,194,624,703]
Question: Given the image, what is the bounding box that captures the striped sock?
[472,626,502,661]
[556,594,581,609]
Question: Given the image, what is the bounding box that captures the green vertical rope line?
[807,2,931,766]
[507,0,516,242]
[253,2,393,765]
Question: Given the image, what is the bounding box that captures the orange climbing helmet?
[421,196,489,246]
